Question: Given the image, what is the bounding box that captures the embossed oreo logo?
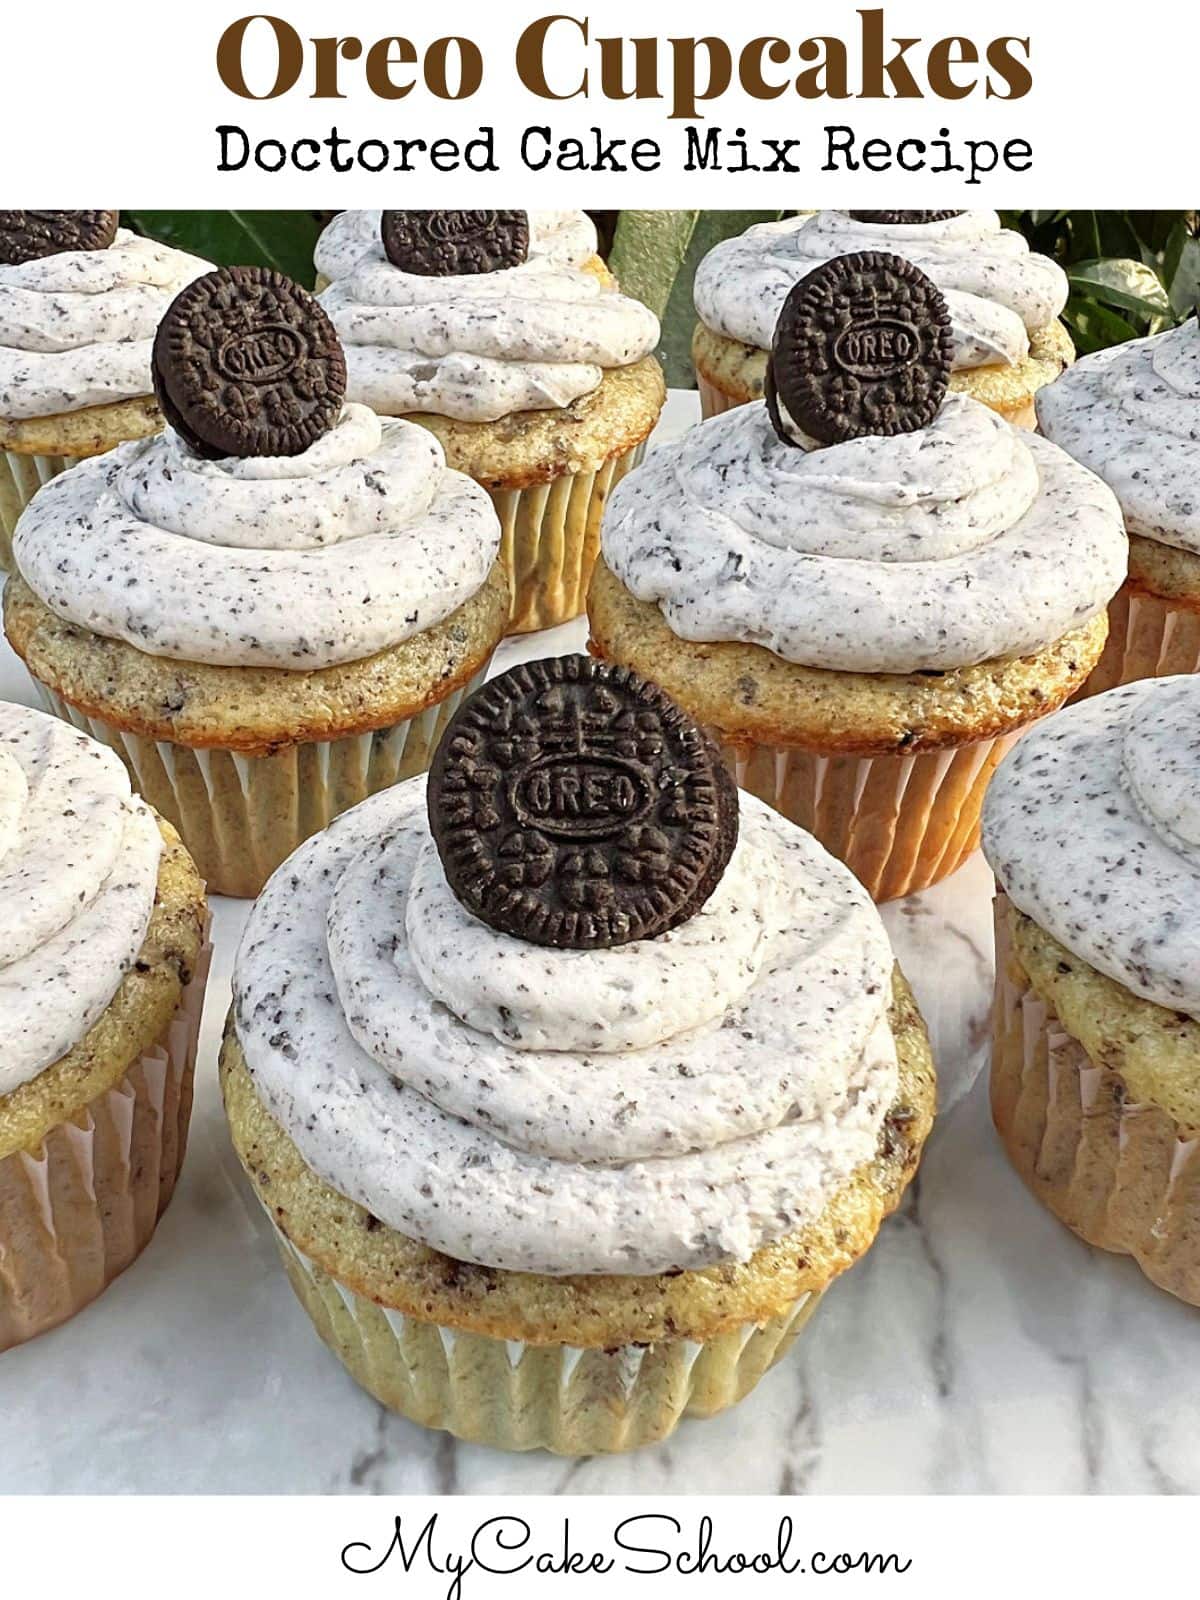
[216,323,304,384]
[769,251,955,447]
[511,755,653,840]
[427,656,739,950]
[833,318,920,380]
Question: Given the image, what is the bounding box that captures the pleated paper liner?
[695,370,747,422]
[991,898,1200,1307]
[0,450,78,573]
[724,731,1022,903]
[1073,583,1200,701]
[268,1220,821,1455]
[495,441,645,635]
[0,939,212,1352]
[34,673,488,898]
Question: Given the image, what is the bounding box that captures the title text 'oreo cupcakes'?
[984,676,1200,1306]
[692,210,1072,427]
[0,211,209,570]
[5,265,507,897]
[592,252,1127,900]
[1037,315,1200,695]
[220,657,934,1454]
[316,210,664,633]
[0,702,208,1349]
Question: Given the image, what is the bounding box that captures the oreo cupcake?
[984,675,1200,1306]
[0,211,209,570]
[693,210,1071,427]
[592,253,1126,901]
[316,210,664,634]
[220,657,934,1454]
[0,701,208,1349]
[1037,317,1200,696]
[5,266,506,898]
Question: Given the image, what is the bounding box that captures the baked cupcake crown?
[766,250,954,446]
[151,264,348,460]
[427,654,739,950]
[0,210,119,265]
[380,210,531,276]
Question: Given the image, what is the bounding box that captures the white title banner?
[4,0,1194,204]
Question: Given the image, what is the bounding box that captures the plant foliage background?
[125,209,1199,389]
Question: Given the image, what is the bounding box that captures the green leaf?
[657,210,786,388]
[123,211,325,288]
[607,211,700,321]
[1065,298,1142,355]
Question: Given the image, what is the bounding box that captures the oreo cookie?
[381,210,530,277]
[848,211,964,225]
[428,656,739,950]
[770,251,954,446]
[0,211,118,265]
[152,266,347,460]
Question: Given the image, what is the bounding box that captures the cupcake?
[0,210,209,571]
[0,701,208,1349]
[984,675,1200,1306]
[1036,317,1200,696]
[316,210,664,634]
[221,656,933,1453]
[693,210,1071,427]
[592,252,1126,901]
[4,265,506,898]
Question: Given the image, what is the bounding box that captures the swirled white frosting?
[316,210,660,422]
[601,395,1127,674]
[694,211,1069,371]
[983,675,1200,1018]
[1036,319,1200,555]
[0,702,162,1095]
[12,404,501,670]
[0,229,209,420]
[233,780,900,1276]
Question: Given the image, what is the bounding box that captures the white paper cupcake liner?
[34,674,487,898]
[268,1221,821,1455]
[1074,583,1200,700]
[725,731,1021,902]
[991,897,1200,1306]
[493,442,646,635]
[695,370,745,422]
[0,939,211,1351]
[0,450,77,572]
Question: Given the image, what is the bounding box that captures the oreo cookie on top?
[847,211,964,225]
[769,251,954,446]
[152,265,347,460]
[428,655,739,951]
[0,211,119,265]
[381,210,530,276]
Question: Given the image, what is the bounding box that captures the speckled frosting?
[1036,319,1200,555]
[0,229,209,420]
[694,211,1068,371]
[233,779,899,1276]
[0,701,161,1094]
[12,404,501,670]
[983,675,1200,1018]
[601,395,1127,674]
[316,210,660,422]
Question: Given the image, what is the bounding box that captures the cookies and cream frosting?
[0,702,161,1095]
[233,780,899,1276]
[983,675,1200,1019]
[316,210,660,422]
[1036,319,1200,555]
[694,211,1068,371]
[0,229,209,420]
[12,404,501,670]
[601,394,1127,674]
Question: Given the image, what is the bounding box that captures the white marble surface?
[2,395,1198,1496]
